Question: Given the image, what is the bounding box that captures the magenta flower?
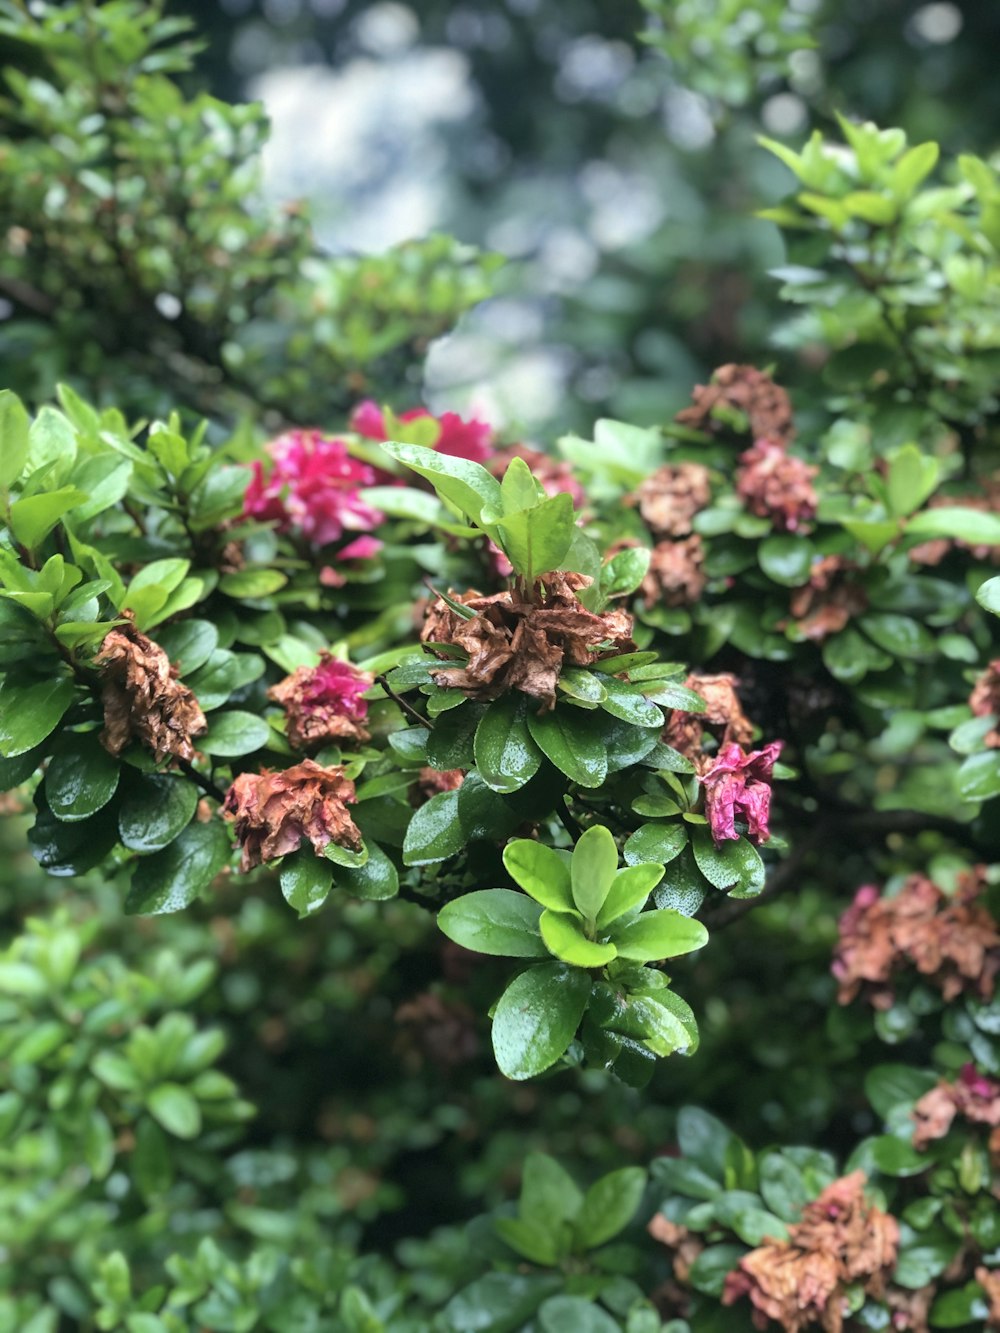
[699,740,783,844]
[243,430,383,548]
[350,399,494,463]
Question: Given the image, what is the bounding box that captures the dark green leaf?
[758,534,815,586]
[475,696,543,793]
[280,848,334,917]
[573,1167,647,1249]
[155,619,219,675]
[201,711,271,757]
[44,731,119,822]
[118,774,199,853]
[528,709,608,788]
[336,840,400,900]
[125,820,231,915]
[624,823,687,866]
[0,674,78,757]
[492,963,592,1080]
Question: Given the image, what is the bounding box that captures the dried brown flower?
[885,1285,933,1333]
[676,363,795,444]
[268,653,373,751]
[736,438,818,532]
[912,1064,1000,1149]
[410,766,465,807]
[640,537,707,608]
[722,1172,899,1333]
[832,870,1000,1009]
[977,1266,1000,1329]
[787,555,867,641]
[662,672,755,767]
[631,463,712,538]
[222,758,362,871]
[419,570,635,711]
[94,616,207,763]
[394,991,479,1069]
[970,660,1000,749]
[647,1215,705,1285]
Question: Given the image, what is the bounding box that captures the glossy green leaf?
[403,788,464,865]
[201,711,271,757]
[148,1084,202,1140]
[538,1298,620,1333]
[336,839,400,900]
[125,820,231,915]
[492,963,592,1080]
[596,862,664,928]
[608,909,708,961]
[0,389,30,488]
[597,676,664,727]
[859,613,935,660]
[503,839,573,910]
[497,491,577,582]
[958,750,1000,801]
[906,505,1000,545]
[758,534,815,586]
[573,1167,647,1249]
[9,487,88,550]
[155,619,220,675]
[539,910,616,966]
[527,709,608,788]
[280,848,334,917]
[0,674,78,757]
[45,731,120,821]
[118,774,199,853]
[624,822,687,866]
[382,441,503,536]
[474,696,543,793]
[439,889,546,957]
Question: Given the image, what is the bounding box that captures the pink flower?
[699,741,783,844]
[350,400,494,463]
[268,653,372,751]
[243,430,383,548]
[736,438,818,532]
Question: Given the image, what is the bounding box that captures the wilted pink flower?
[489,443,586,506]
[243,429,383,547]
[970,660,1000,748]
[912,1064,1000,1149]
[222,759,362,871]
[351,400,494,463]
[268,653,372,751]
[736,438,818,532]
[699,741,782,844]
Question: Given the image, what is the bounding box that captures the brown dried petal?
[663,672,755,764]
[632,463,712,537]
[970,661,1000,749]
[222,758,361,872]
[94,618,206,763]
[640,537,706,608]
[676,363,795,444]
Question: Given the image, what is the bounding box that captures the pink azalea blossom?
[699,740,783,844]
[350,400,494,463]
[243,430,383,548]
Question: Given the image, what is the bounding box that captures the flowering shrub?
[1,4,1000,1332]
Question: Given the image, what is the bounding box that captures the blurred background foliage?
[162,0,1000,434]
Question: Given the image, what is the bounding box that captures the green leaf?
[503,839,574,911]
[44,731,120,821]
[624,823,687,866]
[976,575,1000,618]
[528,709,607,788]
[571,824,619,919]
[0,744,44,791]
[558,668,607,703]
[475,696,543,793]
[219,568,288,598]
[0,674,77,757]
[870,1135,930,1178]
[687,1244,748,1298]
[865,1065,937,1119]
[598,677,664,727]
[614,993,693,1058]
[758,534,815,586]
[124,820,231,915]
[886,444,940,517]
[403,788,464,865]
[538,1298,620,1333]
[29,793,119,875]
[497,491,576,582]
[154,619,220,675]
[573,1167,647,1249]
[601,546,650,599]
[539,910,616,966]
[382,441,503,535]
[118,774,199,853]
[494,1217,561,1267]
[858,613,935,660]
[0,390,31,488]
[425,703,480,770]
[500,454,543,512]
[492,962,592,1080]
[201,711,271,757]
[677,1107,736,1179]
[958,750,1000,801]
[336,839,399,900]
[691,826,741,888]
[596,863,664,928]
[280,848,334,917]
[712,1198,789,1246]
[148,1084,202,1140]
[928,1282,991,1329]
[890,141,939,199]
[25,406,77,483]
[906,506,1000,545]
[8,487,88,550]
[608,909,708,962]
[439,889,546,957]
[520,1152,584,1230]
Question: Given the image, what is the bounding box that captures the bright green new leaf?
[503,839,574,911]
[280,848,334,917]
[571,824,619,919]
[438,889,546,957]
[886,444,940,517]
[572,1166,647,1249]
[608,909,708,962]
[8,487,89,550]
[500,454,542,512]
[0,390,30,488]
[539,910,616,967]
[906,506,1000,545]
[148,1083,202,1140]
[595,862,664,929]
[382,441,503,537]
[497,491,576,582]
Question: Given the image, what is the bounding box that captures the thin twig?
[178,758,226,804]
[375,673,433,730]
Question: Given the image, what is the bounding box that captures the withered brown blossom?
[647,1215,705,1285]
[976,1266,1000,1329]
[662,672,755,768]
[676,363,796,445]
[912,1064,1000,1149]
[787,555,867,641]
[419,570,635,711]
[267,653,373,751]
[222,758,362,872]
[394,992,479,1070]
[970,660,1000,748]
[93,616,207,763]
[630,463,712,538]
[736,438,819,532]
[640,537,707,608]
[722,1171,899,1333]
[832,870,1000,1010]
[410,766,465,807]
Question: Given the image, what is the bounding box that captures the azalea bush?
[1,3,1000,1332]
